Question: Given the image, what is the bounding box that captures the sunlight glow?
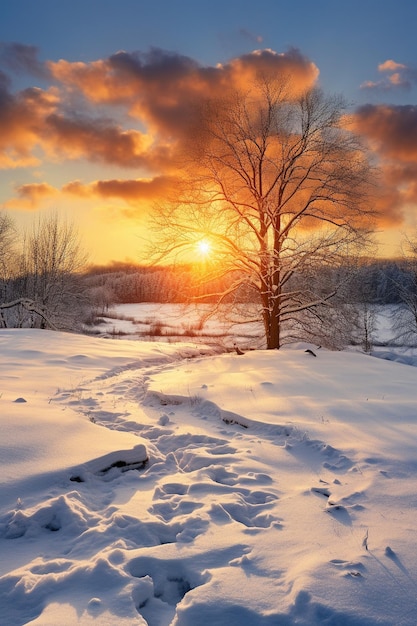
[197,239,211,257]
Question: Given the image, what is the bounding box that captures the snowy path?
[1,331,417,625]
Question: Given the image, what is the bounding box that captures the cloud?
[63,175,178,204]
[0,69,162,171]
[0,81,59,168]
[0,46,320,174]
[0,68,11,91]
[6,175,177,213]
[0,42,47,78]
[378,59,406,72]
[354,104,417,161]
[17,182,57,199]
[219,47,319,94]
[361,58,417,91]
[44,113,154,168]
[4,181,58,209]
[10,46,417,233]
[48,47,319,137]
[353,104,417,224]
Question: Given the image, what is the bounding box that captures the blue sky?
[1,0,417,262]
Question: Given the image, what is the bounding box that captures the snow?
[1,324,417,625]
[88,302,263,347]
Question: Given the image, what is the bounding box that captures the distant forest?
[83,259,414,308]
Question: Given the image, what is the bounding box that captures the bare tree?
[14,213,89,330]
[151,78,375,349]
[352,289,378,353]
[0,211,18,327]
[391,232,417,346]
[0,211,16,278]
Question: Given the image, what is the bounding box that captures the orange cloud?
[0,67,166,172]
[352,104,417,225]
[48,58,127,102]
[221,48,319,94]
[14,47,313,177]
[378,59,406,72]
[0,77,59,168]
[0,47,320,176]
[5,175,179,212]
[361,59,415,91]
[17,182,57,200]
[354,104,417,162]
[48,48,319,137]
[4,181,58,210]
[44,113,154,168]
[63,175,178,205]
[0,83,157,171]
[10,46,417,237]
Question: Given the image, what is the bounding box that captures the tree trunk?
[266,314,280,349]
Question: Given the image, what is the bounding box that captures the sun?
[197,239,211,257]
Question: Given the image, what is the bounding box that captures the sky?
[2,0,417,263]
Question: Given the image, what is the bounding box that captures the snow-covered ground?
[86,303,266,348]
[1,325,417,625]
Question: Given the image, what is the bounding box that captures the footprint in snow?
[330,558,366,579]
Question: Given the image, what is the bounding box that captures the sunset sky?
[2,0,417,264]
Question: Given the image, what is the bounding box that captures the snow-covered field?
[1,322,417,625]
[86,303,265,348]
